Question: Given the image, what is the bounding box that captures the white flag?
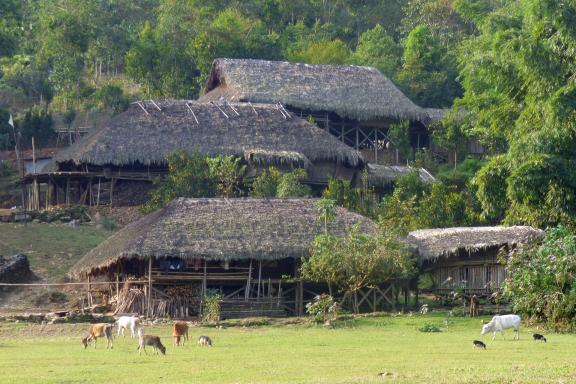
[8,114,14,128]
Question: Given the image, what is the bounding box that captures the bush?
[306,294,339,325]
[418,323,441,333]
[202,289,222,324]
[504,226,576,332]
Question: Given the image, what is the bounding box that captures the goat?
[197,335,212,347]
[116,315,140,339]
[533,333,547,343]
[172,321,189,347]
[469,295,479,317]
[137,327,166,355]
[481,314,521,340]
[473,340,487,349]
[82,323,113,349]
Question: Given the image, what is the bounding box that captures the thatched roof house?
[406,226,544,261]
[71,198,376,278]
[406,226,544,294]
[201,58,430,123]
[367,164,435,188]
[200,59,442,165]
[54,100,362,169]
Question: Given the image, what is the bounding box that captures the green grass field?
[0,313,575,384]
[0,223,113,281]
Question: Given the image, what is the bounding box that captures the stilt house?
[200,58,445,164]
[23,100,362,209]
[69,198,390,318]
[406,226,544,297]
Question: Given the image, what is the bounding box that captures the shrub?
[418,323,441,332]
[504,226,576,332]
[202,289,222,324]
[306,294,339,325]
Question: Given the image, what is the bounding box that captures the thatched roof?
[53,100,362,168]
[71,198,376,277]
[406,226,544,262]
[367,164,435,187]
[200,59,431,123]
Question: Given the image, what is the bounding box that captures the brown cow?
[469,295,480,317]
[82,323,113,349]
[172,321,189,347]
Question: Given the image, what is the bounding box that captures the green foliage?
[474,155,509,222]
[143,150,217,213]
[202,289,222,324]
[417,183,467,228]
[249,167,282,198]
[397,24,460,107]
[456,1,576,227]
[322,178,359,211]
[418,323,441,333]
[436,158,487,188]
[289,39,351,65]
[316,198,337,235]
[207,155,247,198]
[392,170,429,201]
[275,168,311,198]
[306,294,339,325]
[301,225,415,313]
[16,107,55,149]
[250,167,311,198]
[387,120,412,161]
[90,84,129,114]
[504,226,576,332]
[350,24,401,77]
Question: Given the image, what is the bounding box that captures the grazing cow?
[172,321,189,347]
[197,336,212,347]
[137,327,166,355]
[473,340,487,349]
[481,314,521,340]
[469,295,479,317]
[82,323,113,349]
[533,333,547,343]
[116,316,140,339]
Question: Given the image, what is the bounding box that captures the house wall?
[422,247,506,294]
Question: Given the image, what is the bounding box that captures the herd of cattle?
[81,316,212,355]
[81,313,548,355]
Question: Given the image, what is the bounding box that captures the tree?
[275,168,311,198]
[207,155,247,198]
[316,198,337,235]
[458,0,576,227]
[143,150,217,213]
[504,226,576,331]
[301,225,415,313]
[397,25,459,107]
[351,24,401,77]
[288,39,351,65]
[250,167,282,198]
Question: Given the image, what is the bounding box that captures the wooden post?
[245,260,252,300]
[147,258,152,318]
[374,128,378,164]
[109,178,115,205]
[202,260,207,295]
[355,126,359,149]
[257,260,262,299]
[32,137,36,175]
[115,273,119,298]
[96,178,101,206]
[277,279,282,308]
[87,275,93,307]
[65,177,70,206]
[373,288,377,313]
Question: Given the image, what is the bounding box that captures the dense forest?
[2,0,576,230]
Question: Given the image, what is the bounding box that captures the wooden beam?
[147,257,152,318]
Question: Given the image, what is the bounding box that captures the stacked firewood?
[152,285,201,318]
[115,287,146,315]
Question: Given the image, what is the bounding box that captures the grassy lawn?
[0,223,113,281]
[0,313,575,384]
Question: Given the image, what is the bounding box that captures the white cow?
[116,315,140,339]
[481,314,521,340]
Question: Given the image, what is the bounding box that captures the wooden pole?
[257,260,262,299]
[87,275,93,307]
[374,128,378,164]
[147,258,152,318]
[115,272,119,299]
[203,260,207,295]
[245,260,252,300]
[32,137,36,174]
[96,178,101,206]
[109,178,115,205]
